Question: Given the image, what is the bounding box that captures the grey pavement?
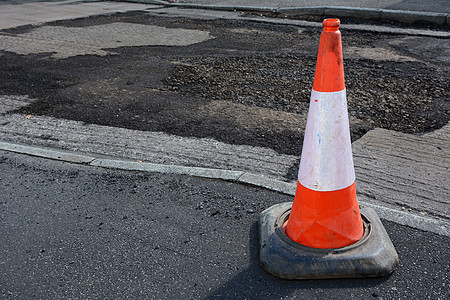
[1,0,449,31]
[144,0,450,25]
[3,0,449,13]
[174,0,450,13]
[0,1,449,298]
[0,0,159,30]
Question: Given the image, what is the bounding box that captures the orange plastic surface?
[284,181,364,249]
[312,19,345,92]
[284,19,363,249]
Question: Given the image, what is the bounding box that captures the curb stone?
[119,1,449,25]
[0,141,95,164]
[90,158,244,180]
[323,7,381,19]
[167,3,277,13]
[379,9,447,25]
[1,140,448,237]
[277,6,324,17]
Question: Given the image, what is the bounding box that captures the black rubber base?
[259,202,399,279]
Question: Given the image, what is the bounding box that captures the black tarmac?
[1,151,449,299]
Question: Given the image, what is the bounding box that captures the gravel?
[166,53,448,139]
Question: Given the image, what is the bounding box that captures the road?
[0,1,449,299]
[0,4,448,221]
[1,150,449,299]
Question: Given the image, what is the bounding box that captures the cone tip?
[323,18,340,31]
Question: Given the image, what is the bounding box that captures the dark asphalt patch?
[0,12,448,156]
[1,151,449,299]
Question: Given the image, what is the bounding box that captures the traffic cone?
[258,19,399,279]
[283,18,363,249]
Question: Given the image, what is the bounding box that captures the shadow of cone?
[259,19,399,279]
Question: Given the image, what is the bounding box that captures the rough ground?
[0,11,448,157]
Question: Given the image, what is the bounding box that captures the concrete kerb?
[323,7,381,19]
[126,1,449,26]
[165,3,277,13]
[90,158,244,181]
[277,6,324,17]
[380,9,447,25]
[1,140,448,237]
[279,7,448,25]
[238,173,297,195]
[278,6,382,19]
[120,0,166,4]
[0,141,95,164]
[357,199,449,237]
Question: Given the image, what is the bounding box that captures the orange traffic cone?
[283,18,363,249]
[259,19,398,279]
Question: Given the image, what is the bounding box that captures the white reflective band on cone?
[298,89,355,191]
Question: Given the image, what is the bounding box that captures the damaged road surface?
[0,11,448,157]
[0,10,449,221]
[0,7,449,298]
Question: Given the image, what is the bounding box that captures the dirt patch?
[0,12,448,156]
[165,54,448,137]
[344,46,418,62]
[200,100,304,131]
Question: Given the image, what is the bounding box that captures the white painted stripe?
[298,89,355,191]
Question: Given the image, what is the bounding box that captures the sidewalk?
[0,0,159,30]
[1,0,449,30]
[143,0,450,25]
[175,0,450,13]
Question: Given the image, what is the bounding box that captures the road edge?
[1,140,448,237]
[121,1,450,25]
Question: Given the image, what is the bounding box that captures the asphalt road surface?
[1,150,449,299]
[0,2,448,226]
[0,2,449,299]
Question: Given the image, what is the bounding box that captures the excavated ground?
[0,11,448,156]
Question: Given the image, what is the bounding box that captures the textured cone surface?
[285,182,363,248]
[285,19,364,249]
[313,19,345,93]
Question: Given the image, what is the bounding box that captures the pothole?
[0,22,213,58]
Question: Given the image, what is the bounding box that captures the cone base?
[259,202,399,279]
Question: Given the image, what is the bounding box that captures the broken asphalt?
[0,1,449,299]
